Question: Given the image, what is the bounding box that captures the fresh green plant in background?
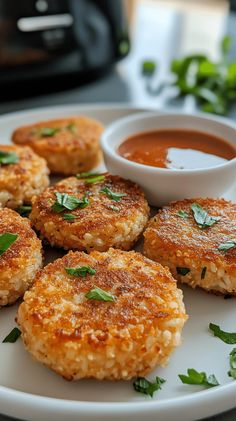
[142,35,236,115]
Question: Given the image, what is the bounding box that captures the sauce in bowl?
[118,129,236,170]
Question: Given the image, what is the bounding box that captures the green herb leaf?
[142,60,157,76]
[107,204,120,212]
[63,214,78,222]
[65,266,96,277]
[100,186,127,202]
[176,267,190,276]
[3,327,21,343]
[209,323,236,344]
[0,233,18,256]
[228,348,236,379]
[201,267,207,280]
[85,175,105,184]
[191,203,220,229]
[0,151,19,165]
[16,205,32,217]
[85,286,116,302]
[67,123,77,134]
[52,192,89,213]
[133,376,165,397]
[218,240,236,252]
[179,368,219,387]
[76,172,105,184]
[39,127,60,137]
[176,210,188,219]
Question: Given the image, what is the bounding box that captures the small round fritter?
[17,248,187,380]
[144,198,236,295]
[0,144,49,209]
[12,116,103,175]
[29,174,149,251]
[0,208,42,307]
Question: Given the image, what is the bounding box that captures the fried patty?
[0,208,42,307]
[144,198,236,295]
[0,145,49,209]
[12,116,103,175]
[29,174,149,251]
[17,248,187,380]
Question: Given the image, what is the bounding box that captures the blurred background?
[0,0,235,116]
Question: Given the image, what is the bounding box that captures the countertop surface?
[1,2,236,420]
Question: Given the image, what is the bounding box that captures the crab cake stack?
[0,208,42,307]
[29,173,149,251]
[0,144,49,209]
[144,198,236,295]
[12,116,103,175]
[17,248,187,380]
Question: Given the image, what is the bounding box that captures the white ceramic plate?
[0,104,236,421]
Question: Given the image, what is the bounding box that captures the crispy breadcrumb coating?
[17,248,187,380]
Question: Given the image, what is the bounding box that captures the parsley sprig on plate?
[179,369,219,388]
[133,376,166,397]
[2,327,21,343]
[209,323,236,344]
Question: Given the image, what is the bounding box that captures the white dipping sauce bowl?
[101,112,236,206]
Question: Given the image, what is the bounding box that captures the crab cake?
[0,208,42,307]
[29,174,149,251]
[17,248,187,380]
[12,116,103,175]
[0,144,49,209]
[144,198,236,295]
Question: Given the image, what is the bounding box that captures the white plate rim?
[0,103,236,421]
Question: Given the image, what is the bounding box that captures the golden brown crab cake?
[0,208,42,307]
[12,116,103,175]
[17,248,187,380]
[144,198,236,295]
[29,174,149,251]
[0,144,49,209]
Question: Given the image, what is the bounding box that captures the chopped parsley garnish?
[0,151,19,165]
[191,203,220,229]
[100,186,127,202]
[107,204,120,212]
[218,239,236,252]
[176,210,188,219]
[67,123,77,133]
[16,205,32,217]
[3,327,21,343]
[85,286,116,302]
[38,127,60,137]
[0,233,18,256]
[142,60,157,76]
[179,369,219,387]
[63,214,78,222]
[133,376,165,397]
[176,267,190,276]
[76,172,105,184]
[228,348,236,379]
[52,192,89,213]
[201,267,207,280]
[65,266,96,277]
[209,323,236,344]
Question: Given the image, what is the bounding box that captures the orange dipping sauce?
[118,129,236,170]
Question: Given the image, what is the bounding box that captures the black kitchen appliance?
[0,0,130,97]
